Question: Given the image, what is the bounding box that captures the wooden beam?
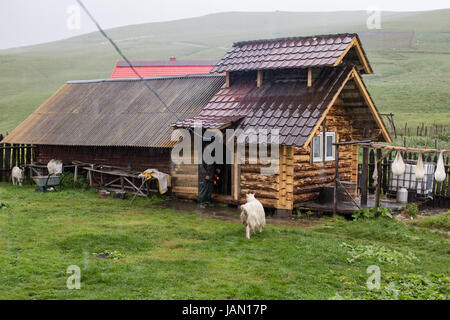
[307,68,312,87]
[351,71,392,143]
[370,144,450,154]
[333,37,372,74]
[322,118,326,162]
[303,68,354,147]
[374,149,382,210]
[257,70,263,88]
[360,130,369,207]
[333,144,340,215]
[225,72,230,88]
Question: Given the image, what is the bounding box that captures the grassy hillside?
[0,10,449,137]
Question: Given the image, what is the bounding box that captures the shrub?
[402,203,419,219]
[61,173,90,190]
[352,207,393,221]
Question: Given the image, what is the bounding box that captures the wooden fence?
[358,149,450,208]
[0,134,34,182]
[400,122,447,139]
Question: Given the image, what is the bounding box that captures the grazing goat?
[240,193,266,239]
[11,166,24,186]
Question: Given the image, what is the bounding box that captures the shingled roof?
[211,33,372,74]
[174,66,390,146]
[2,75,225,148]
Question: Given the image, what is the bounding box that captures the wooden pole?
[307,68,312,87]
[322,118,326,163]
[333,144,340,215]
[257,70,263,88]
[360,130,369,207]
[374,149,382,211]
[369,144,450,154]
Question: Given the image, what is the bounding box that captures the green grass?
[410,211,450,231]
[0,183,448,299]
[0,10,450,139]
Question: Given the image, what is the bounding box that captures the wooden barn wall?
[239,145,294,210]
[170,148,198,200]
[36,145,171,173]
[293,102,355,204]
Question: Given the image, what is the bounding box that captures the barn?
[2,33,391,212]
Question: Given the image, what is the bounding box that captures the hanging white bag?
[372,165,378,187]
[434,152,446,182]
[392,151,405,177]
[415,153,425,180]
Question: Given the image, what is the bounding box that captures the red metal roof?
[111,60,218,78]
[211,33,371,73]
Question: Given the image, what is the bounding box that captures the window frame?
[312,131,336,162]
[325,132,336,161]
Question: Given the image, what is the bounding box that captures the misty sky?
[0,0,449,50]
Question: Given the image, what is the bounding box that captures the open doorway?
[199,137,233,197]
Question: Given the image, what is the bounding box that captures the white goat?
[47,159,63,176]
[11,166,24,186]
[240,193,266,239]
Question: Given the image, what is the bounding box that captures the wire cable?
[75,0,203,135]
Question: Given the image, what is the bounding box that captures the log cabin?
[2,33,391,212]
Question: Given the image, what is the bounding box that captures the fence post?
[0,134,4,182]
[4,143,11,182]
[375,149,382,210]
[368,149,375,194]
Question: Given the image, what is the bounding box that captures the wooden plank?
[11,144,17,168]
[4,143,11,181]
[20,144,25,166]
[225,72,230,88]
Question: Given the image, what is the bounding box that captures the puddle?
[155,199,322,227]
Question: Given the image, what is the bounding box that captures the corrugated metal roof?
[211,33,371,73]
[174,66,365,146]
[3,75,225,148]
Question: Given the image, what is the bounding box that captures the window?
[312,132,336,162]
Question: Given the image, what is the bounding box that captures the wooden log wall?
[171,148,198,200]
[239,145,294,209]
[36,145,171,173]
[0,134,34,182]
[293,103,356,204]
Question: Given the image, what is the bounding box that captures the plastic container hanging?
[434,152,446,182]
[392,151,405,177]
[415,153,425,180]
[372,165,378,187]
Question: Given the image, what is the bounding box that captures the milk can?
[396,187,408,204]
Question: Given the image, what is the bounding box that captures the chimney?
[169,57,176,61]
